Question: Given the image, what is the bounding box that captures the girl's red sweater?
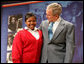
[12,29,43,63]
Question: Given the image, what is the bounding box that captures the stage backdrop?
[1,1,83,63]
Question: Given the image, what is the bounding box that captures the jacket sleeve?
[38,22,42,30]
[12,31,23,63]
[64,24,75,63]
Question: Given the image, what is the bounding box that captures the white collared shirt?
[24,27,39,40]
[48,17,61,34]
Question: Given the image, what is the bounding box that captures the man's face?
[25,16,36,30]
[46,9,57,22]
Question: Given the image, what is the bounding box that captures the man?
[39,3,75,63]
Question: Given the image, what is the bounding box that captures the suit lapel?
[52,19,65,41]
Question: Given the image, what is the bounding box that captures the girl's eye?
[28,21,31,22]
[33,20,36,22]
[27,20,36,22]
[28,20,36,22]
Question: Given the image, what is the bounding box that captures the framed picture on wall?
[8,14,23,32]
[7,14,23,63]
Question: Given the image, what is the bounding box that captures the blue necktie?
[48,22,54,40]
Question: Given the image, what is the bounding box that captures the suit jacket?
[39,17,75,63]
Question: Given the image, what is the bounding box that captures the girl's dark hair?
[25,12,36,22]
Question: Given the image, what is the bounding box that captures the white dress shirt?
[24,27,39,40]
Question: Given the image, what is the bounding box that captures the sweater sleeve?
[12,31,23,63]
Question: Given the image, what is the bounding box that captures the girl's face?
[25,16,36,30]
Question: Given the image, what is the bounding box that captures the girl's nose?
[31,21,35,24]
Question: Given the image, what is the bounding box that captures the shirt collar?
[24,26,38,31]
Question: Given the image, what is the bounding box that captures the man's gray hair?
[46,3,62,16]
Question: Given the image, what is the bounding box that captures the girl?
[12,12,43,63]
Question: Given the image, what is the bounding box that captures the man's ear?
[55,14,59,19]
[55,14,59,17]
